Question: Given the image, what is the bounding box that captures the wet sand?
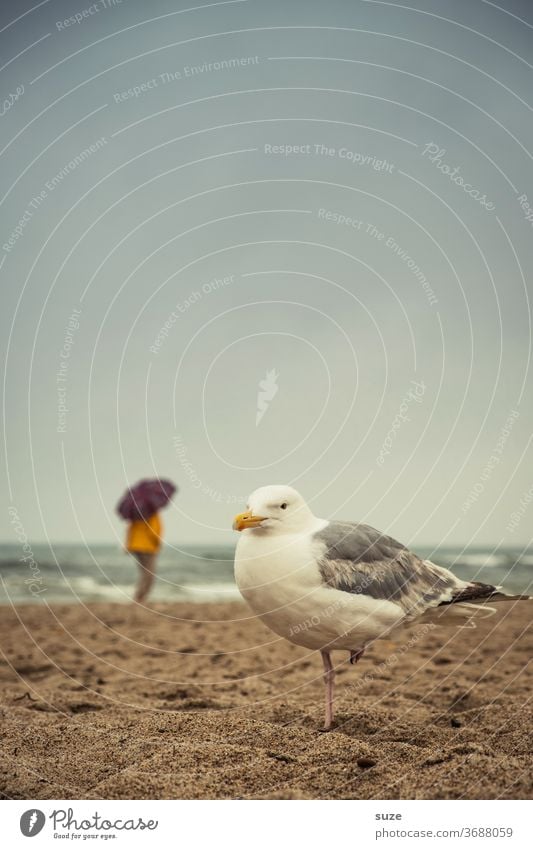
[0,600,531,799]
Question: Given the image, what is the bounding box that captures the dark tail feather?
[440,582,531,606]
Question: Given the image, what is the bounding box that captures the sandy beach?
[0,600,531,800]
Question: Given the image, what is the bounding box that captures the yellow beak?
[232,510,266,531]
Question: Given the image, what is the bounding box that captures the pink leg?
[320,650,335,731]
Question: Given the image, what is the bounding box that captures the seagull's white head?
[232,485,316,534]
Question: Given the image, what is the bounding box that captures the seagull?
[232,485,529,730]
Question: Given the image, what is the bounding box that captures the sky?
[1,0,533,548]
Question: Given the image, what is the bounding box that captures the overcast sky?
[1,0,533,548]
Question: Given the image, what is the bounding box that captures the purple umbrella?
[116,478,177,521]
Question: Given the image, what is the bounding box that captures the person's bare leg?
[133,554,146,603]
[136,567,150,603]
[320,649,335,731]
[141,553,156,602]
[134,553,157,603]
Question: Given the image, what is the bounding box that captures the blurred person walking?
[116,478,176,603]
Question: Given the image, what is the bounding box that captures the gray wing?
[313,521,462,617]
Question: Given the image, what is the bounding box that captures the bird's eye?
[280,502,288,510]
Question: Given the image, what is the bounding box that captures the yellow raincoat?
[126,513,162,553]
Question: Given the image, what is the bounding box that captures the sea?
[0,543,532,605]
